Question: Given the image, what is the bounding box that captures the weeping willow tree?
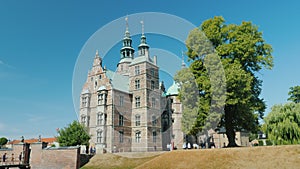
[264,103,300,145]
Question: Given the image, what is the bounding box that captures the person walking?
[2,153,7,165]
[19,152,22,164]
[11,153,14,164]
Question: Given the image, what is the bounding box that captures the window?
[140,48,145,55]
[135,115,140,126]
[135,97,140,107]
[82,97,87,107]
[151,80,155,90]
[119,114,124,126]
[152,115,157,126]
[119,95,124,106]
[98,94,103,105]
[81,115,86,125]
[135,131,141,143]
[97,113,103,125]
[87,116,90,127]
[135,79,140,89]
[153,131,157,143]
[121,65,123,71]
[97,130,103,143]
[119,130,124,143]
[95,81,97,89]
[99,75,102,79]
[151,97,156,108]
[135,66,140,75]
[151,68,155,76]
[91,77,93,82]
[82,96,90,107]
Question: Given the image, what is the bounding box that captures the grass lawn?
[82,145,300,169]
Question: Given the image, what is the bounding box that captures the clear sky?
[0,0,299,141]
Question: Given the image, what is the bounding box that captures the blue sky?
[0,1,299,140]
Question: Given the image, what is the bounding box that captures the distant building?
[211,128,250,148]
[6,137,58,148]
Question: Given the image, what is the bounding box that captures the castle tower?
[117,17,134,76]
[129,21,162,151]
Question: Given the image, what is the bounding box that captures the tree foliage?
[263,103,300,145]
[288,86,300,103]
[57,120,90,147]
[174,67,204,136]
[0,137,8,147]
[180,16,273,147]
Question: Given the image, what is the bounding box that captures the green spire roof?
[167,81,180,96]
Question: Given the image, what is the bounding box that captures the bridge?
[0,143,31,169]
[0,163,30,169]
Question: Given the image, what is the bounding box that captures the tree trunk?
[225,106,238,147]
[225,125,237,147]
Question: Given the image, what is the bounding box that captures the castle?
[79,19,184,153]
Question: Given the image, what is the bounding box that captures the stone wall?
[1,143,81,169]
[30,143,80,169]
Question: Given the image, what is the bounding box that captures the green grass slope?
[82,145,300,169]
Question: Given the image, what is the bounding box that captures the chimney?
[153,55,157,65]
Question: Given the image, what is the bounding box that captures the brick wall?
[1,143,81,169]
[30,143,80,169]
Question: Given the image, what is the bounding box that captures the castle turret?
[117,16,134,76]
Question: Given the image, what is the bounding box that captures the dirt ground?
[82,145,300,169]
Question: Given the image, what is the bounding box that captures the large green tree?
[182,16,273,147]
[288,86,300,103]
[264,103,300,145]
[57,120,90,147]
